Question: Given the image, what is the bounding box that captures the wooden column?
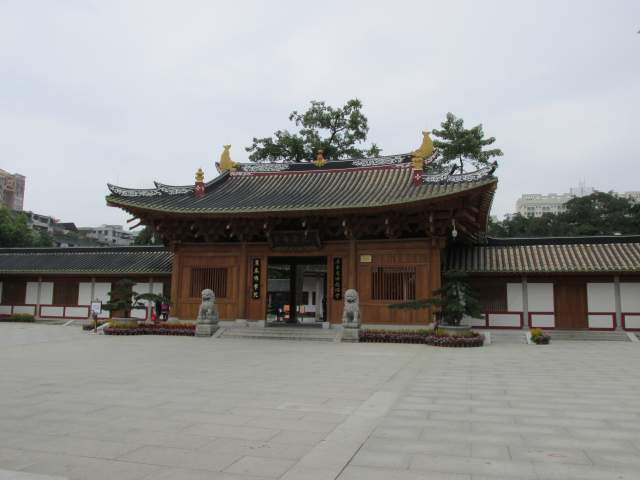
[614,275,622,330]
[429,245,442,323]
[349,238,357,290]
[88,277,96,320]
[35,276,42,319]
[169,244,180,320]
[238,242,248,320]
[522,276,529,328]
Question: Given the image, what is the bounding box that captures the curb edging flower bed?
[360,328,484,347]
[103,323,196,336]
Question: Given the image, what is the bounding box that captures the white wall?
[621,283,640,312]
[93,282,112,318]
[506,283,523,311]
[25,282,53,305]
[587,283,615,312]
[527,283,554,311]
[78,282,92,305]
[301,276,323,314]
[41,306,64,317]
[530,313,555,328]
[487,313,521,328]
[623,314,640,329]
[462,314,486,327]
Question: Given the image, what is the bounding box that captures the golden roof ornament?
[313,149,327,167]
[217,145,238,172]
[411,130,434,170]
[195,167,205,182]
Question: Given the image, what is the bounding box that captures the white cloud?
[0,0,638,227]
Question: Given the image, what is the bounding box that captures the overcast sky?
[1,1,638,229]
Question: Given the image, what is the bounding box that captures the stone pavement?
[0,323,639,479]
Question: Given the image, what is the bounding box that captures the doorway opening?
[266,256,327,326]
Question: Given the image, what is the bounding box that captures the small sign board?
[360,254,372,263]
[90,301,102,315]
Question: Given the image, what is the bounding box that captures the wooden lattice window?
[53,281,78,305]
[190,268,228,298]
[473,281,507,311]
[371,266,416,301]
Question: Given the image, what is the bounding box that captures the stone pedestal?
[341,325,360,343]
[195,323,219,337]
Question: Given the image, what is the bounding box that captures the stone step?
[220,327,339,342]
[486,331,528,344]
[548,330,631,341]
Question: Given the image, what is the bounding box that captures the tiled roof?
[0,246,173,275]
[106,157,498,216]
[446,236,640,274]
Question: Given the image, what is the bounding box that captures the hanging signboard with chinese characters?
[333,257,343,300]
[251,258,261,299]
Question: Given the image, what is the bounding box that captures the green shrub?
[434,328,478,338]
[0,313,36,322]
[108,320,139,329]
[530,328,551,345]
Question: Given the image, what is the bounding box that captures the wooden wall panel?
[554,280,588,329]
[172,239,440,325]
[174,244,242,320]
[1,279,26,304]
[53,280,79,305]
[356,239,437,325]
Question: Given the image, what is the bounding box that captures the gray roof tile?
[0,246,172,275]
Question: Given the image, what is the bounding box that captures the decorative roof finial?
[411,130,434,170]
[217,145,238,172]
[313,149,327,167]
[195,168,205,197]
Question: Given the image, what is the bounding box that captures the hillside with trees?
[490,192,640,237]
[0,207,53,247]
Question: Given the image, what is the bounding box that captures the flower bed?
[82,321,108,331]
[0,314,35,322]
[104,321,195,336]
[360,328,484,347]
[530,328,551,345]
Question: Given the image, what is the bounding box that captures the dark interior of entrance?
[266,256,327,326]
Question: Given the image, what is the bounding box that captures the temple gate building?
[0,134,639,331]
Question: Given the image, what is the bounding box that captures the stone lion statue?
[341,289,361,326]
[197,288,219,325]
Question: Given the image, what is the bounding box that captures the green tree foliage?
[246,99,381,162]
[102,279,144,318]
[490,192,640,237]
[431,112,503,173]
[133,226,162,245]
[389,271,482,326]
[0,207,53,247]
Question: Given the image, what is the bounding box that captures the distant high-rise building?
[0,169,25,211]
[515,193,573,218]
[515,185,638,218]
[78,224,137,246]
[620,191,640,203]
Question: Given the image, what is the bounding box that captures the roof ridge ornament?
[410,130,434,171]
[313,149,327,167]
[217,145,238,173]
[195,168,205,197]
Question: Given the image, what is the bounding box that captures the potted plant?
[389,270,483,334]
[101,279,146,323]
[530,328,551,345]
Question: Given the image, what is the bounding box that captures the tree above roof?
[245,99,381,162]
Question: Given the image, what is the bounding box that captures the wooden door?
[554,281,588,329]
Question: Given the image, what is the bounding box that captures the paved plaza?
[1,324,640,479]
